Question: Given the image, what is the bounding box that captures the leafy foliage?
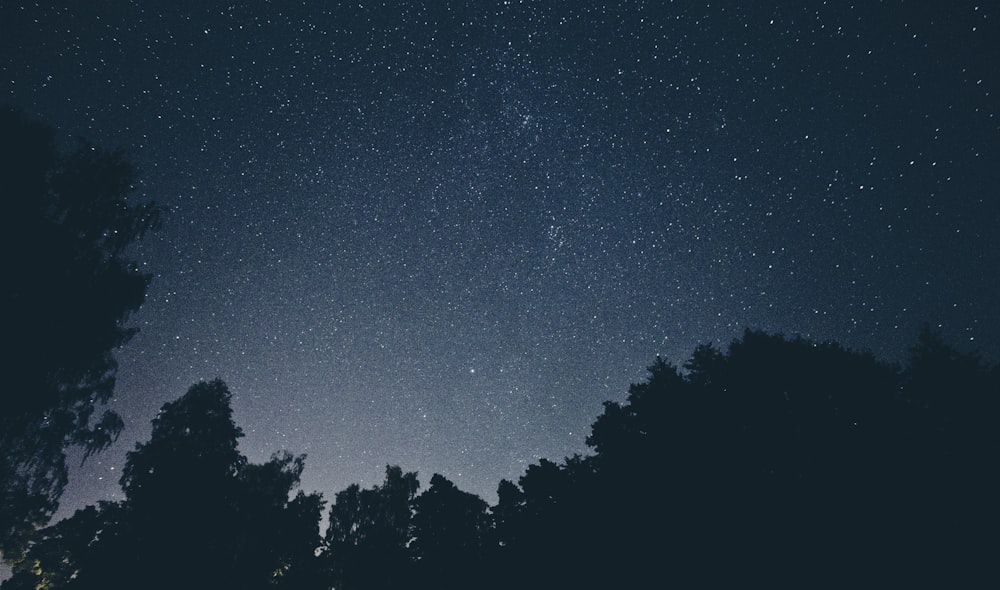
[492,329,999,587]
[321,465,419,590]
[0,107,162,555]
[4,329,997,588]
[410,473,490,589]
[4,380,324,590]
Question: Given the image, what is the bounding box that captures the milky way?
[2,0,997,513]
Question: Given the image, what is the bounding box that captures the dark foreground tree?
[0,107,162,555]
[321,465,419,590]
[490,329,999,588]
[3,380,325,590]
[410,473,490,589]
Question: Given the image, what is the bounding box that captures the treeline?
[3,328,998,589]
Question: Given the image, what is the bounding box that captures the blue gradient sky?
[2,0,997,514]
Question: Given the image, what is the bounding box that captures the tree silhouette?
[0,107,162,555]
[3,380,325,590]
[409,473,490,589]
[3,329,995,588]
[321,465,419,590]
[116,379,247,588]
[492,329,998,587]
[232,451,327,588]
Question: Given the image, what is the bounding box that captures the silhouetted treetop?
[410,473,489,557]
[322,465,419,590]
[409,473,490,590]
[120,379,245,507]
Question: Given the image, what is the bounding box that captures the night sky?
[3,1,998,515]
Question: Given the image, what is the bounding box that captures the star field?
[2,1,998,513]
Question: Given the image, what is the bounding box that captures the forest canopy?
[2,328,997,589]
